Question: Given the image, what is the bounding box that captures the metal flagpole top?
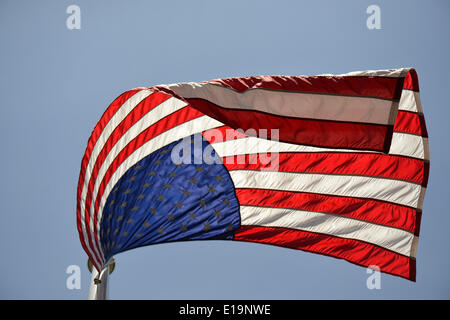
[87,257,115,300]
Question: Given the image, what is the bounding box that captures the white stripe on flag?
[167,82,397,125]
[239,205,416,257]
[398,90,421,113]
[229,170,422,208]
[211,136,373,157]
[390,133,428,160]
[211,133,427,160]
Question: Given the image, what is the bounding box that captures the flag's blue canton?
[100,133,240,261]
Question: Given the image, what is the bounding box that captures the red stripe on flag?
[208,75,404,100]
[187,98,391,152]
[234,225,415,281]
[403,69,420,91]
[235,189,418,233]
[203,125,248,143]
[223,152,425,184]
[394,111,427,137]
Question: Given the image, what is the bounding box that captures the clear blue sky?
[1,0,449,299]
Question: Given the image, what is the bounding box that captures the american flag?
[77,68,429,281]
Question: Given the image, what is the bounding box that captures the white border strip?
[332,68,411,77]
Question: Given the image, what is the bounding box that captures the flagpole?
[88,257,115,300]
